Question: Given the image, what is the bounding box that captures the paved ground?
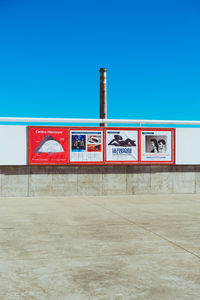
[0,194,200,299]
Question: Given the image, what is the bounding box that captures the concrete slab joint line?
[84,195,200,261]
[1,194,200,298]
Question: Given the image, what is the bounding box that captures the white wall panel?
[0,126,199,165]
[176,128,200,164]
[0,126,27,165]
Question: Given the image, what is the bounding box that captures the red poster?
[28,127,68,165]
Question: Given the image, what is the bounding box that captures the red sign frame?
[104,127,139,164]
[28,126,68,165]
[68,127,105,165]
[28,126,176,165]
[139,128,175,165]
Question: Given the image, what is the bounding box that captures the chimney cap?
[99,68,107,72]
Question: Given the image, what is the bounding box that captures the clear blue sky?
[0,0,200,121]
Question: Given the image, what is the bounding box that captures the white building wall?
[0,126,199,166]
[176,128,200,165]
[0,126,27,165]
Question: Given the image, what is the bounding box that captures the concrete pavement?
[0,194,200,299]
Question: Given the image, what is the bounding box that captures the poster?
[28,127,68,165]
[69,129,103,162]
[140,129,174,162]
[106,129,138,162]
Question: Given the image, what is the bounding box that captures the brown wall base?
[0,165,198,197]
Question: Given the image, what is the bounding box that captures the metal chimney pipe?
[99,68,107,126]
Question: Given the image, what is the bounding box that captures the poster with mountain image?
[28,127,68,165]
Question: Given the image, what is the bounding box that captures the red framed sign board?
[68,127,104,164]
[28,126,175,165]
[28,127,68,165]
[139,128,175,164]
[105,128,139,164]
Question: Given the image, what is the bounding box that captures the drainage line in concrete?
[84,199,200,262]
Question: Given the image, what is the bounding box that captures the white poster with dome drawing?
[106,129,138,162]
[140,129,174,163]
